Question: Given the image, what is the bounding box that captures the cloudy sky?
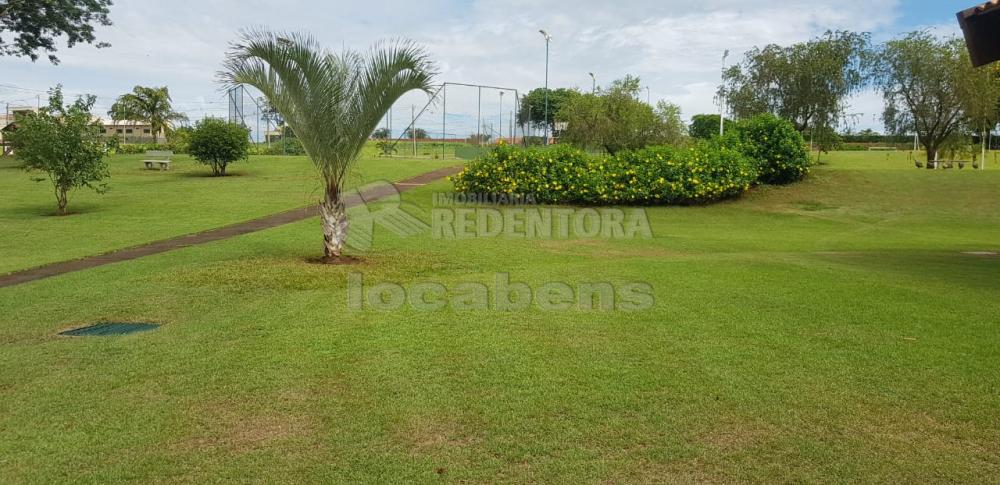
[0,0,969,137]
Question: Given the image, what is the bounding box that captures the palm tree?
[222,30,436,262]
[108,86,188,144]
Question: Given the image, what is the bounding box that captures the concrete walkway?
[0,165,462,289]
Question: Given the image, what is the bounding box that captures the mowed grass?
[0,151,999,482]
[0,153,456,274]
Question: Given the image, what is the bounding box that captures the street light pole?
[588,72,595,93]
[719,49,729,137]
[645,86,650,105]
[540,29,552,146]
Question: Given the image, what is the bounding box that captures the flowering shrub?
[730,114,809,184]
[451,142,758,205]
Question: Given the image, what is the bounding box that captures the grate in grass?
[60,322,160,337]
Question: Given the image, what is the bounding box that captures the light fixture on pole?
[540,29,552,145]
[588,72,595,93]
[720,49,729,136]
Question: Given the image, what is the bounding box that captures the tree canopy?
[187,118,250,176]
[689,114,734,139]
[558,75,685,154]
[722,31,872,135]
[876,32,971,163]
[222,29,436,261]
[0,0,112,64]
[108,86,188,143]
[8,86,109,214]
[518,87,578,132]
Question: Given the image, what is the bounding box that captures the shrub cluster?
[249,137,306,156]
[107,141,186,155]
[727,114,810,184]
[188,118,251,176]
[451,142,758,205]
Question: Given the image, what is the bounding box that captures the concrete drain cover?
[60,322,160,336]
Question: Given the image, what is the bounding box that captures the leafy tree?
[224,30,435,262]
[722,31,872,136]
[558,75,684,154]
[8,86,108,214]
[403,127,428,139]
[371,127,391,139]
[956,46,1000,161]
[689,114,734,139]
[518,87,578,132]
[187,118,249,176]
[0,0,112,64]
[876,32,967,165]
[654,100,687,146]
[108,86,188,144]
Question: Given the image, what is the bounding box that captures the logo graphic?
[345,180,430,250]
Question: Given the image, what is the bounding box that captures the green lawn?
[0,151,998,482]
[0,154,456,274]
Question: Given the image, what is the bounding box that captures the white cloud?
[0,0,943,132]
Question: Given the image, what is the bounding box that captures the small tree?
[723,31,872,134]
[371,127,391,139]
[108,86,188,143]
[877,32,966,166]
[558,75,684,154]
[9,86,109,215]
[518,87,579,133]
[188,118,250,176]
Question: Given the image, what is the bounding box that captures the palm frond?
[221,28,436,186]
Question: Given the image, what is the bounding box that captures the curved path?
[0,165,463,289]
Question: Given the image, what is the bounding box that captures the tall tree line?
[722,30,1000,165]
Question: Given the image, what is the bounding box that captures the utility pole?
[509,110,513,144]
[719,49,729,136]
[477,87,482,146]
[442,84,447,159]
[527,106,532,140]
[411,105,416,156]
[588,72,596,93]
[498,91,504,141]
[646,86,650,105]
[540,30,552,145]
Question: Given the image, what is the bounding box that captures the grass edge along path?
[0,165,463,289]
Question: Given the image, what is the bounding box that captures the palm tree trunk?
[320,183,349,261]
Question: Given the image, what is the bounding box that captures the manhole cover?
[59,322,160,336]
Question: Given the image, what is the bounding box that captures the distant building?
[95,118,167,143]
[1,107,170,154]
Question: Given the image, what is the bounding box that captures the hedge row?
[107,141,185,155]
[451,114,810,205]
[451,141,759,205]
